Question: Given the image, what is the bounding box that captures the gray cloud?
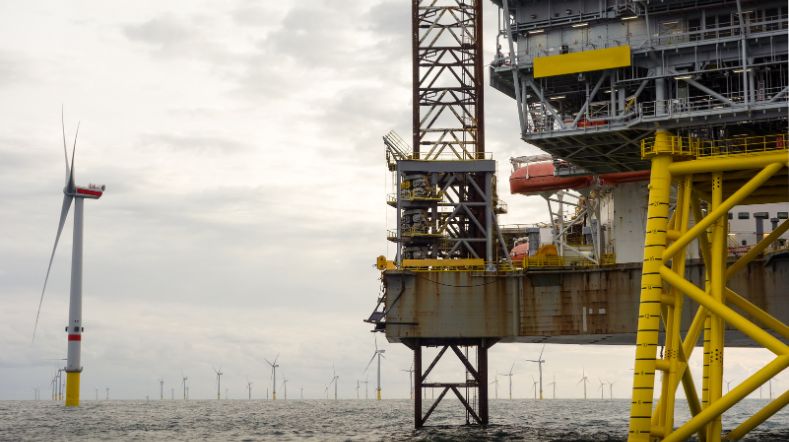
[138,133,250,155]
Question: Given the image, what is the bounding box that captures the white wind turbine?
[362,378,369,400]
[401,364,415,399]
[213,368,223,400]
[33,111,106,407]
[548,374,557,399]
[282,376,288,400]
[531,376,538,399]
[327,366,339,401]
[491,375,499,399]
[182,374,188,400]
[500,362,516,400]
[159,378,164,400]
[525,344,546,399]
[608,380,614,400]
[247,380,253,400]
[364,336,386,400]
[265,355,280,400]
[578,369,589,399]
[598,378,606,399]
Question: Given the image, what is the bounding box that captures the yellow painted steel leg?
[628,130,673,442]
[707,172,725,441]
[65,372,80,407]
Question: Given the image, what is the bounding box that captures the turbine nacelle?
[71,184,106,199]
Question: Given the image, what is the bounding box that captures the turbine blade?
[61,106,69,183]
[264,358,272,366]
[539,344,545,360]
[32,194,74,341]
[67,122,79,192]
[274,354,279,365]
[364,353,376,372]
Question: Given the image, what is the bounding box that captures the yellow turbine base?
[377,389,381,401]
[65,372,80,407]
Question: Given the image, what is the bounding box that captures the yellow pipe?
[707,172,725,440]
[663,355,789,442]
[725,389,789,440]
[668,152,788,175]
[725,218,789,279]
[661,175,692,436]
[663,162,784,261]
[628,130,673,442]
[659,267,789,355]
[65,372,80,407]
[725,288,789,339]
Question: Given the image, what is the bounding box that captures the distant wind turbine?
[499,362,516,400]
[598,379,605,399]
[548,374,556,399]
[282,376,288,400]
[608,380,614,399]
[356,380,360,399]
[182,374,188,400]
[213,368,223,400]
[327,366,339,401]
[525,344,546,400]
[577,369,589,399]
[247,380,253,400]
[33,111,106,407]
[364,336,386,400]
[491,375,499,399]
[159,378,164,400]
[265,355,280,400]
[402,364,415,399]
[362,378,369,399]
[531,376,538,399]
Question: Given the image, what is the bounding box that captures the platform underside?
[382,253,789,347]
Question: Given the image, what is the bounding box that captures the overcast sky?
[0,1,782,403]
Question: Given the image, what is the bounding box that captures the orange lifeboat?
[510,161,649,195]
[509,161,593,195]
[510,242,530,261]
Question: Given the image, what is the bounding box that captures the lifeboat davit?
[510,161,650,195]
[509,161,593,195]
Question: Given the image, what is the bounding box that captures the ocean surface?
[2,398,787,441]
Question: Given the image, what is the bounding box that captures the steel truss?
[406,338,494,428]
[628,130,789,441]
[413,0,484,160]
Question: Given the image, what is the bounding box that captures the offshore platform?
[368,0,788,440]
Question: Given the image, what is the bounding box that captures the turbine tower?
[598,379,605,400]
[362,378,369,400]
[500,362,516,400]
[531,376,538,400]
[548,374,556,399]
[265,355,280,400]
[491,375,499,400]
[34,112,105,407]
[328,367,339,401]
[282,376,288,400]
[182,374,188,400]
[364,337,385,400]
[577,369,589,400]
[401,364,415,399]
[159,378,164,400]
[213,368,223,400]
[247,380,253,400]
[525,345,546,400]
[356,380,360,399]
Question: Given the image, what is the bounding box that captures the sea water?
[1,399,787,441]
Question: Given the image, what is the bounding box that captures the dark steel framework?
[413,0,485,160]
[406,338,494,428]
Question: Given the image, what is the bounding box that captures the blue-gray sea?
[2,399,787,441]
